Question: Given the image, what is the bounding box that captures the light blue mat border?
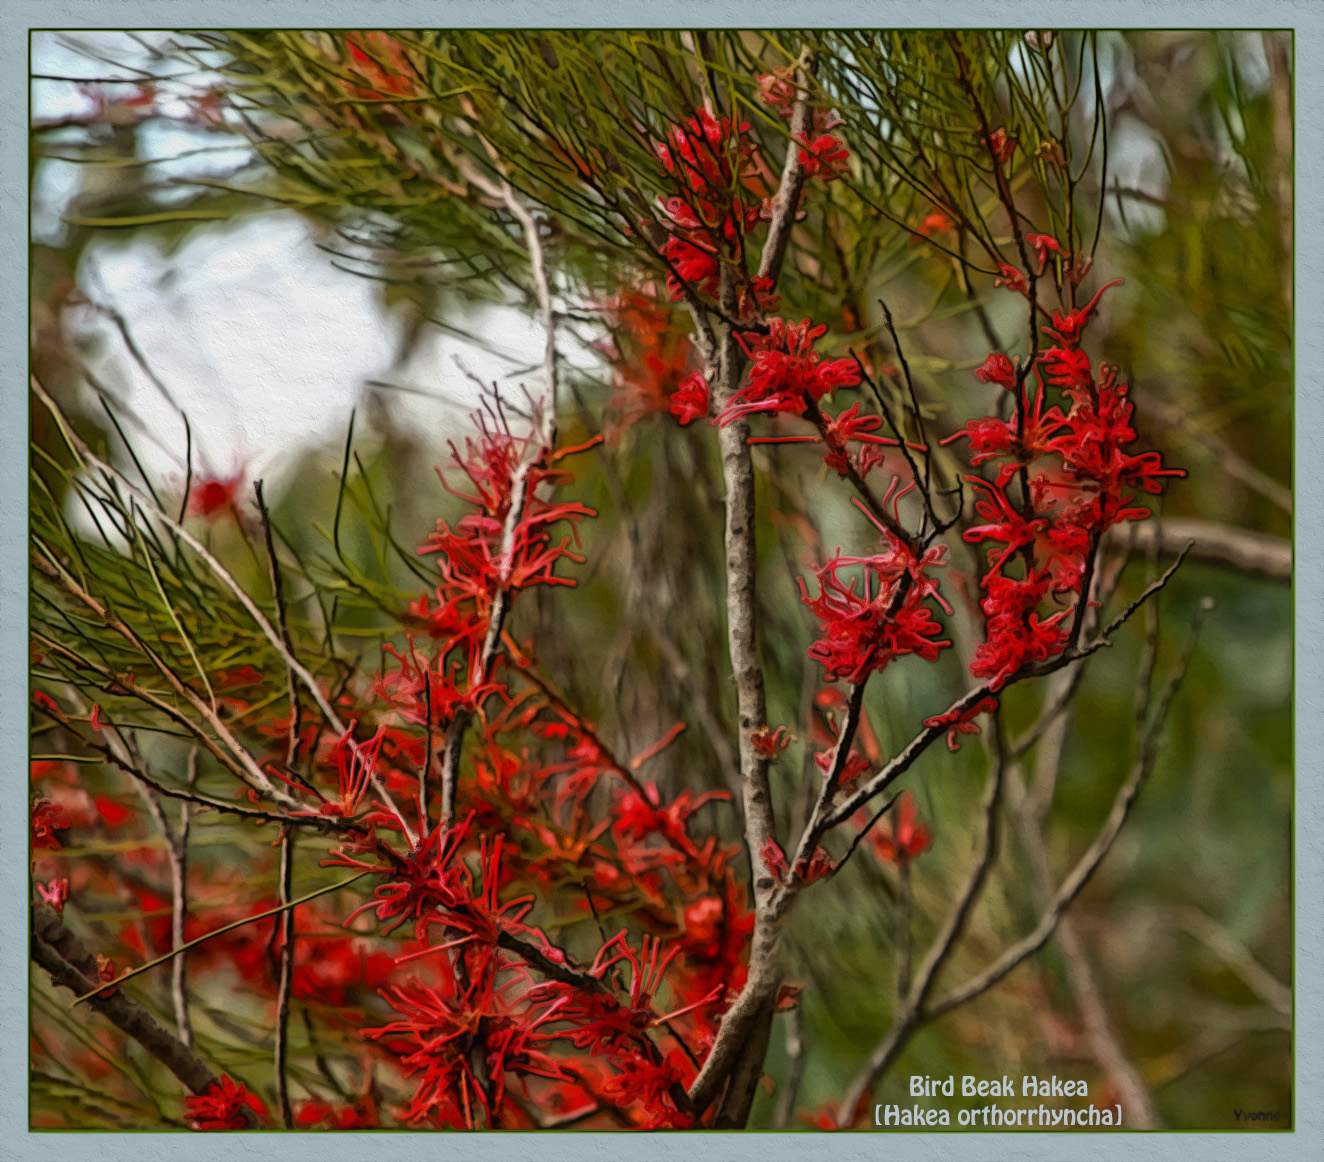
[4,3,1315,1159]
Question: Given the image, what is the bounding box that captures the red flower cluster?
[799,523,952,684]
[797,133,850,182]
[720,318,860,425]
[183,1075,265,1131]
[655,109,760,302]
[342,32,422,101]
[418,419,595,637]
[670,371,711,425]
[598,290,697,436]
[925,696,1000,752]
[31,797,71,850]
[950,266,1183,690]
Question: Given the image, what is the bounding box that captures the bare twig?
[68,873,372,1007]
[255,479,304,771]
[1178,907,1291,1018]
[1007,708,1160,1127]
[273,827,296,1128]
[134,775,193,1049]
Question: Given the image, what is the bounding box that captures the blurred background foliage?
[31,28,1290,1130]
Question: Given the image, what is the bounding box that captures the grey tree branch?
[758,49,815,286]
[687,268,780,1125]
[1106,517,1289,583]
[1008,712,1161,1128]
[1178,907,1291,1018]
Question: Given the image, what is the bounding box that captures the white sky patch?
[67,212,509,495]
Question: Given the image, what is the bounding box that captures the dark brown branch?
[273,827,297,1128]
[32,906,221,1099]
[255,479,304,771]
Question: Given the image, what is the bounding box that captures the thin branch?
[928,604,1207,1020]
[133,774,193,1049]
[758,48,815,285]
[782,681,865,884]
[838,729,1006,1123]
[1178,907,1292,1018]
[69,873,372,1007]
[255,480,304,771]
[1007,708,1160,1126]
[273,827,296,1128]
[1106,517,1290,584]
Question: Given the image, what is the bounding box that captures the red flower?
[31,797,71,850]
[599,290,694,435]
[759,836,790,883]
[942,377,1070,486]
[342,32,422,101]
[188,473,244,519]
[819,402,898,476]
[294,1096,379,1129]
[969,571,1071,690]
[916,209,955,238]
[757,70,796,112]
[1024,232,1064,274]
[994,262,1029,296]
[36,876,69,914]
[599,1050,693,1127]
[797,133,850,182]
[760,836,834,886]
[974,352,1018,390]
[1042,279,1124,347]
[925,696,1000,752]
[183,1075,264,1131]
[750,725,794,758]
[655,108,751,200]
[983,127,1017,165]
[799,529,952,683]
[813,745,871,790]
[670,371,711,425]
[367,971,568,1128]
[865,791,932,865]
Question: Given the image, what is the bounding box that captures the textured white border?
[6,5,1315,1160]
